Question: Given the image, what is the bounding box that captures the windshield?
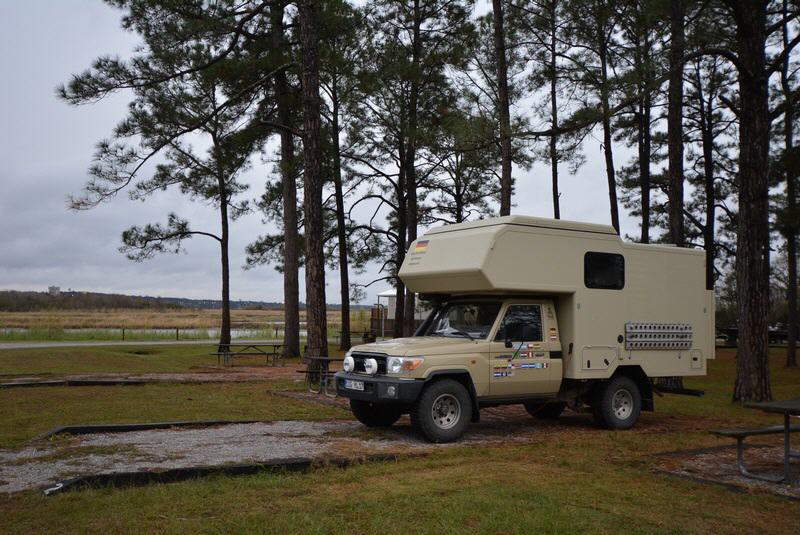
[420,301,502,340]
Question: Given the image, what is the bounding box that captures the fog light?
[343,355,355,373]
[364,358,378,375]
[386,385,397,398]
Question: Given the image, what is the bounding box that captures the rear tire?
[592,376,641,430]
[350,399,402,428]
[523,401,566,419]
[411,379,472,443]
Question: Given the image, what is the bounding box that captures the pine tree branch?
[70,62,293,209]
[59,1,273,103]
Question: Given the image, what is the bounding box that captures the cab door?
[489,303,562,396]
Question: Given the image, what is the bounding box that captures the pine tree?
[59,1,269,351]
[562,0,623,233]
[298,0,329,359]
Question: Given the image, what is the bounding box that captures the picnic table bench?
[298,355,344,398]
[211,343,285,367]
[710,398,800,483]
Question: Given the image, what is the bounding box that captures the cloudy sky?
[0,1,641,305]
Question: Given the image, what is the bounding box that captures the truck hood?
[350,336,480,357]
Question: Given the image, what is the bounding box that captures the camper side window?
[584,252,625,290]
[495,305,543,342]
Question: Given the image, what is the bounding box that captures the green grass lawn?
[0,346,798,533]
[0,344,347,376]
[0,382,349,448]
[0,344,222,375]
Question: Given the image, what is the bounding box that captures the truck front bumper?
[334,371,424,403]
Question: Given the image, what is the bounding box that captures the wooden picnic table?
[211,343,285,367]
[300,355,345,397]
[743,398,800,483]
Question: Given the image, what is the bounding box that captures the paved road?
[0,339,282,350]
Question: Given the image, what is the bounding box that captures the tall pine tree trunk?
[782,0,798,368]
[731,1,771,402]
[549,0,560,219]
[394,148,407,339]
[599,39,619,234]
[639,90,652,244]
[660,0,685,390]
[699,74,716,292]
[330,91,351,351]
[639,30,652,244]
[404,140,417,337]
[403,3,422,337]
[667,0,685,248]
[272,1,300,359]
[218,185,232,352]
[298,0,328,360]
[493,0,513,216]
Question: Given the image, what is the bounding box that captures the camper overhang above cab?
[400,215,624,295]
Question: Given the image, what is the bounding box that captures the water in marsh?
[0,327,311,342]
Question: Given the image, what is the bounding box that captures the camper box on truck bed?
[400,215,715,380]
[335,216,714,442]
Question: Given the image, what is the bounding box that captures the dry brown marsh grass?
[0,308,370,330]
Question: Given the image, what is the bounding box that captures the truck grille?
[351,352,387,375]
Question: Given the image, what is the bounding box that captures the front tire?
[411,379,472,443]
[350,399,402,427]
[592,376,641,430]
[524,401,566,419]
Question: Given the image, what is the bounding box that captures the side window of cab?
[495,305,543,342]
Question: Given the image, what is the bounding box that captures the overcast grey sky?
[0,1,641,305]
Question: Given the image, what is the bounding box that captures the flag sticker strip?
[493,362,549,372]
[519,362,549,369]
[415,240,429,252]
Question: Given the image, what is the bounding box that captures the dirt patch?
[656,440,799,499]
[278,391,736,436]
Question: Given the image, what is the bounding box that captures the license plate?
[344,379,364,391]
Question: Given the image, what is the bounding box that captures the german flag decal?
[415,240,429,252]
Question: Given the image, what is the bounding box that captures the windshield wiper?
[450,327,475,341]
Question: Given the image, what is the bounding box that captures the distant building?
[376,288,430,320]
[372,289,431,336]
[47,286,61,297]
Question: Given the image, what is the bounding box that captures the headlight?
[364,358,378,375]
[386,356,425,374]
[342,355,355,372]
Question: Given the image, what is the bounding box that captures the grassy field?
[0,343,348,447]
[0,346,798,533]
[0,308,371,333]
[0,344,227,375]
[0,308,295,329]
[0,382,348,448]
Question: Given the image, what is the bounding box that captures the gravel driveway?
[0,420,443,494]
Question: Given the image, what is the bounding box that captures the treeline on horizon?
[58,0,798,402]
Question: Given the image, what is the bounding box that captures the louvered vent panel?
[625,322,692,350]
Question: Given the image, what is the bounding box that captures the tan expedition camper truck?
[335,216,714,442]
